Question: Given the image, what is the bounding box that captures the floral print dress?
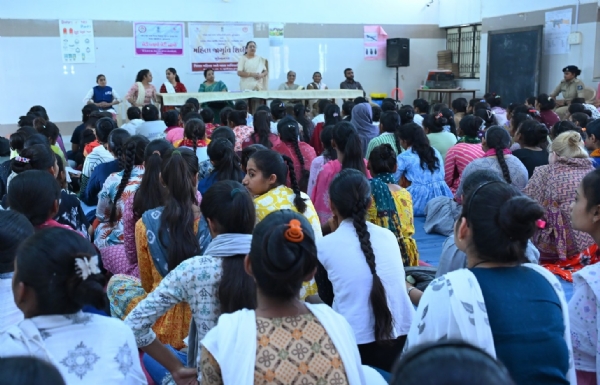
[94,166,144,249]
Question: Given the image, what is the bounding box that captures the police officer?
[550,65,585,119]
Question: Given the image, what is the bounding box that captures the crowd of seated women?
[0,87,599,385]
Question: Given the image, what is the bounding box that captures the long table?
[158,89,365,106]
[416,89,478,105]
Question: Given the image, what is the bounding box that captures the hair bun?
[497,196,544,241]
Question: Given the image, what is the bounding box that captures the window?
[446,25,481,79]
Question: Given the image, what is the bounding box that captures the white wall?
[2,0,439,24]
[440,0,599,97]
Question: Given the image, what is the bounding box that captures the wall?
[0,0,444,135]
[2,0,439,24]
[440,0,599,98]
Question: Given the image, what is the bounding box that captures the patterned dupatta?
[369,173,408,265]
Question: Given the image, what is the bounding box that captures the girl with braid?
[198,138,244,194]
[94,135,148,249]
[368,144,419,266]
[243,149,322,299]
[174,117,210,163]
[273,116,316,192]
[107,148,211,373]
[456,126,528,203]
[318,168,414,372]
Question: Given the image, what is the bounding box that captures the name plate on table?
[159,89,364,106]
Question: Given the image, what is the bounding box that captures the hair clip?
[435,112,443,119]
[15,156,30,163]
[582,127,587,132]
[535,219,546,229]
[230,188,241,198]
[284,219,304,243]
[152,150,161,156]
[75,255,101,280]
[333,113,339,117]
[172,150,181,155]
[480,99,486,102]
[548,97,552,101]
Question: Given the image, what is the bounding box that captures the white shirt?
[179,145,209,164]
[82,145,114,178]
[317,220,414,344]
[0,273,22,332]
[135,120,167,141]
[120,119,143,136]
[270,121,279,135]
[0,312,147,384]
[312,114,325,126]
[413,114,424,127]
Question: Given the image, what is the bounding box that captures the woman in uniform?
[550,65,585,119]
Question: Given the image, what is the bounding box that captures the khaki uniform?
[550,78,586,102]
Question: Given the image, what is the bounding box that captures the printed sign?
[364,25,388,61]
[59,20,96,63]
[134,22,185,55]
[189,23,254,72]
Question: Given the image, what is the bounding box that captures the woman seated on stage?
[83,74,120,115]
[158,67,187,114]
[198,68,230,124]
[126,69,157,108]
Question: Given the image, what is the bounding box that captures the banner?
[363,25,387,61]
[544,9,572,55]
[59,20,95,63]
[134,22,184,55]
[189,23,254,72]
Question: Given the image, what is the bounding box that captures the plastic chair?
[584,86,596,104]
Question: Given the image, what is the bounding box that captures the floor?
[412,217,574,300]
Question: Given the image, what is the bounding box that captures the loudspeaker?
[387,38,410,68]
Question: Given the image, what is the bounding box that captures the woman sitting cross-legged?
[125,181,256,384]
[525,131,595,262]
[367,144,419,266]
[405,181,575,384]
[107,148,211,377]
[200,209,387,385]
[455,126,528,204]
[243,149,322,299]
[317,169,415,373]
[0,228,146,385]
[394,123,452,216]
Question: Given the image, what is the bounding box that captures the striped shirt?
[366,132,399,159]
[444,142,485,194]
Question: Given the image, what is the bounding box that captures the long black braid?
[282,155,307,213]
[485,126,512,184]
[109,135,148,225]
[351,186,394,342]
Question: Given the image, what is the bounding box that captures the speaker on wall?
[387,38,410,68]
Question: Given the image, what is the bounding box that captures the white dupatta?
[201,303,385,384]
[135,82,146,106]
[405,264,576,384]
[162,81,176,93]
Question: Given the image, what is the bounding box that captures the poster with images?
[134,22,185,55]
[269,23,284,46]
[189,23,254,72]
[363,25,387,61]
[544,9,572,55]
[59,20,96,63]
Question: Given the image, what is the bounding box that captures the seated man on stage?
[340,68,365,100]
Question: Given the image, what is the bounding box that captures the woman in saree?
[198,68,229,124]
[237,41,268,112]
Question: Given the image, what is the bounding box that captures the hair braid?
[290,138,309,192]
[192,129,198,155]
[109,142,135,225]
[495,148,512,184]
[351,197,393,342]
[282,155,307,213]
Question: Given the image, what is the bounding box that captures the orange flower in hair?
[284,219,304,243]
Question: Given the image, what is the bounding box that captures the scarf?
[179,138,209,148]
[369,173,408,265]
[142,207,212,277]
[484,148,511,157]
[591,149,600,158]
[163,81,176,93]
[203,233,252,257]
[135,82,146,106]
[351,103,377,157]
[458,136,481,144]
